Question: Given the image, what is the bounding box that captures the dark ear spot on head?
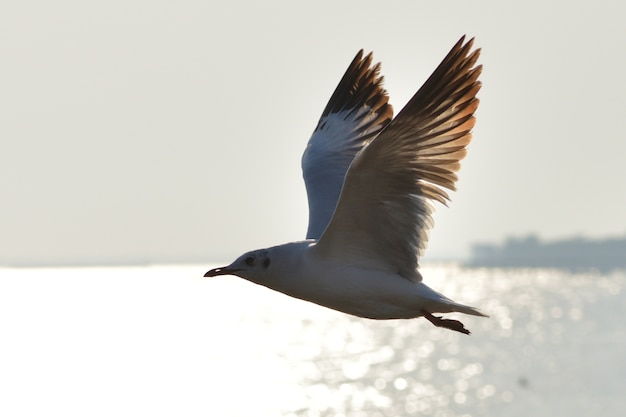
[262,258,270,269]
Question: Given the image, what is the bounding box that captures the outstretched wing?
[302,50,393,239]
[316,36,482,282]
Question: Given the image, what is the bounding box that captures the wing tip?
[319,48,392,119]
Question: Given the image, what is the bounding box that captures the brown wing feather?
[302,50,393,239]
[316,36,482,281]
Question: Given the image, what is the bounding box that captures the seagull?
[205,36,486,334]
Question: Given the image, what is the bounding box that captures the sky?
[2,0,625,266]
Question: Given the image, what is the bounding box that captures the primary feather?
[315,36,482,282]
[302,50,393,239]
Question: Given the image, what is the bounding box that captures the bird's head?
[204,249,271,282]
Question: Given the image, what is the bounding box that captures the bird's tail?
[445,301,489,317]
[417,283,488,317]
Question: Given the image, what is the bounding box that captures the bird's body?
[206,36,486,334]
[229,240,484,321]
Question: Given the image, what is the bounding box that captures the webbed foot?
[421,310,471,335]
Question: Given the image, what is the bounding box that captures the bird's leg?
[421,310,471,335]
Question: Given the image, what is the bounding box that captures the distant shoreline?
[3,234,625,271]
[466,234,626,271]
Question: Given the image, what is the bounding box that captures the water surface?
[1,265,624,416]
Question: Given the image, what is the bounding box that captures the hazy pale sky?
[2,0,625,265]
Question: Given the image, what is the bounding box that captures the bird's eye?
[245,256,255,266]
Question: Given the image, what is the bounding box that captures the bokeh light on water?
[274,265,626,417]
[0,265,624,416]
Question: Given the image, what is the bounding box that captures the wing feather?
[302,51,393,239]
[315,36,482,282]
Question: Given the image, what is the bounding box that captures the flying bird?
[205,36,486,334]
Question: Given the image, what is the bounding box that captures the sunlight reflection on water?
[0,265,624,417]
[272,265,626,417]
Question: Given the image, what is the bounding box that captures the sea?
[1,264,624,417]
